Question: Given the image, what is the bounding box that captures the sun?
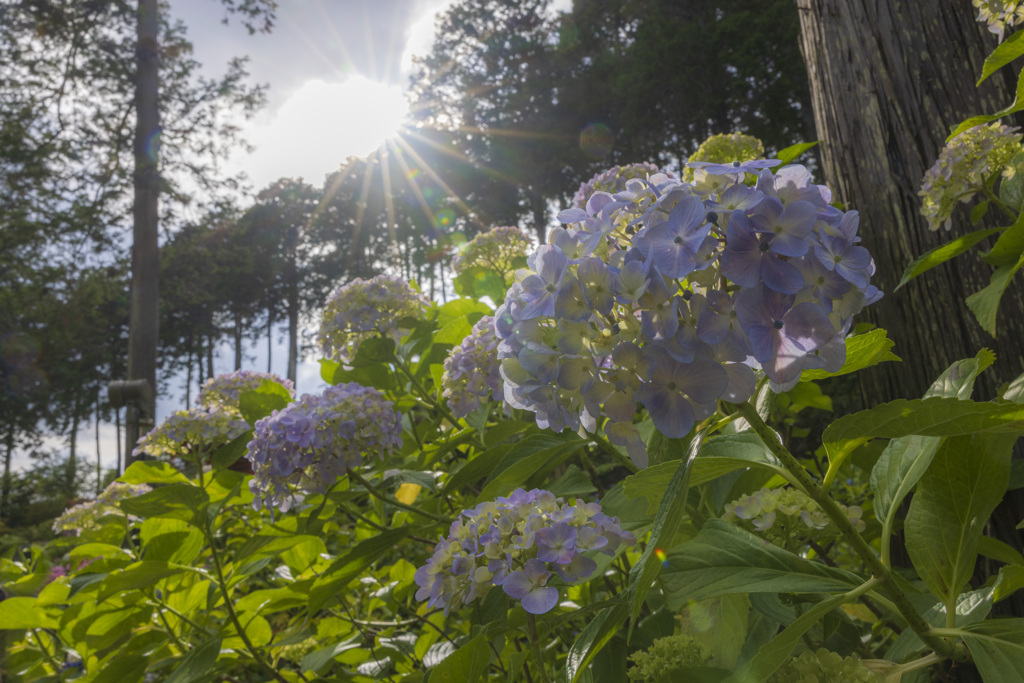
[244,76,409,187]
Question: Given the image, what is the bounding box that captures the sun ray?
[392,134,488,232]
[377,146,399,270]
[387,139,441,237]
[400,127,521,187]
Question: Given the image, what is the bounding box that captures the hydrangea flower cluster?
[573,162,666,209]
[627,634,711,683]
[768,648,882,683]
[722,487,865,553]
[451,226,532,280]
[196,370,294,411]
[441,315,503,418]
[414,488,635,615]
[920,122,1023,231]
[974,0,1024,41]
[52,482,152,535]
[683,132,765,182]
[494,161,881,466]
[318,275,431,362]
[246,382,402,513]
[132,406,249,461]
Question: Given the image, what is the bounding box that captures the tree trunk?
[266,309,273,372]
[286,227,299,386]
[67,407,80,498]
[126,0,160,468]
[95,391,102,495]
[797,0,1024,617]
[115,406,122,475]
[2,424,13,515]
[234,311,243,370]
[206,331,214,380]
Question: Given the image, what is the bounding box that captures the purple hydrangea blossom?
[246,383,402,514]
[442,316,503,417]
[414,489,634,615]
[318,275,430,362]
[494,156,882,465]
[572,162,667,209]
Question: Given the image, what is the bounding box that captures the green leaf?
[309,527,411,614]
[723,593,846,683]
[119,460,191,485]
[454,266,509,304]
[0,597,59,629]
[823,397,1024,471]
[999,152,1024,213]
[625,428,711,634]
[986,208,1024,267]
[565,603,629,683]
[210,431,252,471]
[905,432,1014,609]
[774,141,818,165]
[236,534,326,566]
[436,297,493,327]
[238,381,292,425]
[886,587,994,663]
[91,656,148,683]
[960,619,1024,682]
[97,561,193,601]
[949,66,1024,139]
[661,521,861,608]
[428,633,491,682]
[967,250,1024,336]
[443,443,514,495]
[476,435,586,503]
[800,328,900,380]
[301,636,363,674]
[980,536,1024,566]
[623,433,788,514]
[895,227,1003,290]
[677,594,749,669]
[994,564,1024,603]
[351,336,396,366]
[980,30,1024,84]
[972,200,992,224]
[141,518,204,564]
[118,484,209,521]
[163,636,222,683]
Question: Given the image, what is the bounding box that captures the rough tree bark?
[797,0,1024,618]
[796,0,1024,399]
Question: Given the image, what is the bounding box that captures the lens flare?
[580,122,613,158]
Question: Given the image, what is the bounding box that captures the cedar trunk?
[797,0,1024,615]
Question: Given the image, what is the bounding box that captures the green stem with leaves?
[348,470,451,523]
[734,402,966,662]
[526,613,552,683]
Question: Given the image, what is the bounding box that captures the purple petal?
[521,585,559,614]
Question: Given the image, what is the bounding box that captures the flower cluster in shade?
[573,162,667,209]
[246,382,402,513]
[451,226,532,280]
[974,0,1024,41]
[920,123,1023,231]
[722,487,865,553]
[768,649,882,683]
[494,159,882,466]
[318,275,430,363]
[683,132,765,182]
[52,482,152,535]
[442,315,503,418]
[196,370,294,412]
[132,406,249,461]
[414,488,635,615]
[627,634,711,683]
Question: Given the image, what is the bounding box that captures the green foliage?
[626,634,711,682]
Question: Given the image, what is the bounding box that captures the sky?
[21,0,572,479]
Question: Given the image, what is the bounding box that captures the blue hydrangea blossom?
[414,488,635,615]
[442,316,504,417]
[246,382,402,513]
[495,162,881,466]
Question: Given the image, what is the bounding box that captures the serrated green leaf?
[949,66,1024,139]
[454,266,509,304]
[428,633,491,682]
[351,336,396,366]
[905,432,1013,609]
[0,597,59,629]
[565,604,628,683]
[623,433,787,514]
[960,619,1024,682]
[677,594,749,668]
[476,435,586,503]
[661,521,861,608]
[724,593,846,683]
[164,636,222,683]
[800,329,900,380]
[118,484,209,521]
[239,381,291,425]
[210,431,252,471]
[823,397,1024,470]
[895,227,1003,290]
[118,460,191,485]
[980,30,1024,84]
[774,141,818,165]
[141,518,204,564]
[96,561,193,601]
[967,251,1024,336]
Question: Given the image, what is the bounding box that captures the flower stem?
[526,613,552,683]
[734,402,966,662]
